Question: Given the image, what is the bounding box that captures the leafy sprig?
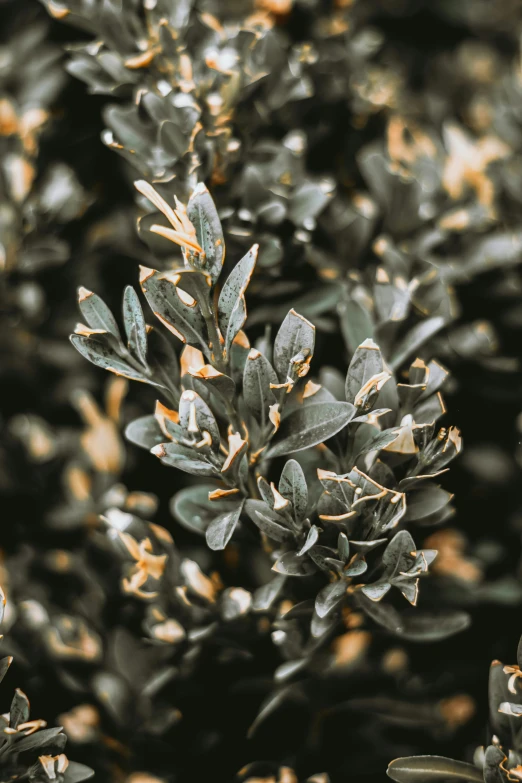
[71,180,465,647]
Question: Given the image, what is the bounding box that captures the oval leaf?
[267,401,355,458]
[387,757,483,783]
[206,501,244,550]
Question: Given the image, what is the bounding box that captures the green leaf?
[339,298,374,354]
[191,367,236,402]
[243,348,277,423]
[125,415,165,450]
[272,551,316,576]
[146,327,181,402]
[70,335,157,385]
[78,287,121,342]
[248,685,304,738]
[387,757,484,783]
[170,484,221,536]
[357,427,400,456]
[361,582,392,602]
[278,459,308,522]
[152,442,218,476]
[14,726,67,754]
[206,501,244,550]
[218,244,258,359]
[404,484,453,522]
[345,338,384,403]
[356,592,402,631]
[244,500,293,542]
[382,530,416,576]
[267,401,355,457]
[10,688,29,729]
[315,580,347,618]
[170,268,213,303]
[187,183,225,283]
[289,181,331,225]
[0,656,12,685]
[389,316,446,370]
[179,389,221,450]
[397,610,470,641]
[140,268,206,348]
[297,524,320,555]
[123,285,148,365]
[273,309,315,383]
[63,763,95,783]
[252,575,286,612]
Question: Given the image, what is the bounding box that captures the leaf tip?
[78,286,93,303]
[139,265,155,285]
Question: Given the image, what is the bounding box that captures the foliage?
[1,0,522,781]
[388,635,522,783]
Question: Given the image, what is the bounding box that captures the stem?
[247,469,260,500]
[199,296,226,373]
[198,290,260,500]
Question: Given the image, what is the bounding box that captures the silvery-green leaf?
[63,763,95,783]
[146,327,181,402]
[356,592,403,632]
[170,484,221,536]
[140,268,206,348]
[420,360,449,399]
[14,726,67,754]
[267,401,355,458]
[272,551,316,576]
[243,348,277,423]
[10,689,29,729]
[289,181,331,225]
[339,298,374,355]
[274,659,308,683]
[387,757,484,783]
[397,610,470,641]
[170,268,213,303]
[206,501,244,550]
[191,367,236,402]
[389,316,446,370]
[123,285,148,365]
[187,183,225,283]
[0,656,12,685]
[252,575,286,612]
[311,607,339,639]
[404,484,453,522]
[153,442,218,476]
[361,582,392,602]
[297,524,320,555]
[338,532,350,561]
[247,685,303,738]
[178,389,220,449]
[125,416,164,450]
[278,459,308,522]
[315,580,346,618]
[345,556,368,577]
[382,530,416,576]
[357,427,401,456]
[244,500,292,542]
[273,309,315,382]
[78,287,121,342]
[218,244,258,358]
[71,335,158,384]
[345,338,384,403]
